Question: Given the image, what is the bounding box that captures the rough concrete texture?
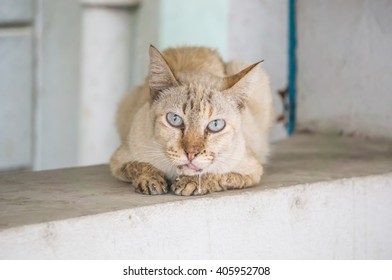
[297,0,392,139]
[0,133,392,259]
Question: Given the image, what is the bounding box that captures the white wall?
[229,0,288,97]
[0,0,82,171]
[79,2,137,166]
[131,0,160,86]
[0,0,34,170]
[297,0,392,139]
[160,0,229,58]
[229,0,288,140]
[35,0,81,170]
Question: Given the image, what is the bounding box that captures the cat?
[110,45,274,196]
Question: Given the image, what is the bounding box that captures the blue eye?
[207,119,225,132]
[166,112,183,127]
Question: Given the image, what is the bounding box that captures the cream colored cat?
[110,45,273,196]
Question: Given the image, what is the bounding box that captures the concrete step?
[1,133,392,259]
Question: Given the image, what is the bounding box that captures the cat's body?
[110,46,273,195]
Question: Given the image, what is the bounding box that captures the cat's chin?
[177,165,204,176]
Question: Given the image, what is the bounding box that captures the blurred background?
[0,0,391,172]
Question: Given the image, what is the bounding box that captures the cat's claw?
[171,176,208,196]
[134,176,168,195]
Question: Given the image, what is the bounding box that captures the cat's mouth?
[178,162,203,172]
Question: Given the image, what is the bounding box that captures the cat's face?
[148,45,260,176]
[151,84,243,176]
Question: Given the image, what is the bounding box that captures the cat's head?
[148,45,261,176]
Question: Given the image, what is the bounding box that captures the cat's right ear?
[221,61,262,110]
[148,45,179,101]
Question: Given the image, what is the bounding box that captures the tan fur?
[110,45,274,196]
[119,161,168,195]
[172,172,255,196]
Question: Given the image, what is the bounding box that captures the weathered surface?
[1,132,392,231]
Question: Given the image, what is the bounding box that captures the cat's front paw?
[121,161,169,195]
[134,175,168,195]
[171,176,208,196]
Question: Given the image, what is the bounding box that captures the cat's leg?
[171,159,263,196]
[110,145,169,195]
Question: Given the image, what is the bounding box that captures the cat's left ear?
[222,61,263,110]
[148,45,179,101]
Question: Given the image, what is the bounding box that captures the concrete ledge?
[81,0,140,7]
[1,133,392,259]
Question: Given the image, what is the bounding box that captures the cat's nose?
[185,148,200,161]
[186,152,198,161]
